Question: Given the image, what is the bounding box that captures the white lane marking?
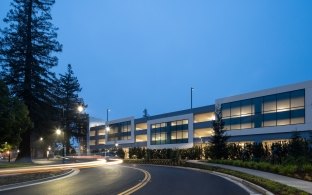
[117,165,151,195]
[0,168,80,192]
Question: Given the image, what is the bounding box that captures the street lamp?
[77,105,84,113]
[40,137,43,141]
[106,109,111,131]
[47,146,51,160]
[56,128,65,163]
[191,87,194,109]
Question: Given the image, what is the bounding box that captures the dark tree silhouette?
[208,106,229,160]
[0,80,31,147]
[56,64,87,154]
[0,0,62,161]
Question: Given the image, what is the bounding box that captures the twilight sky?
[0,0,312,121]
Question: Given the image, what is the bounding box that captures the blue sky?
[1,0,312,120]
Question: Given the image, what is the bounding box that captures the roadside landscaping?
[0,162,37,169]
[123,159,309,195]
[0,169,71,186]
[205,159,312,182]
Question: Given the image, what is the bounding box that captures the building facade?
[89,80,312,156]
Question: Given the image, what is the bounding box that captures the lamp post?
[56,129,65,163]
[106,109,111,132]
[47,146,51,160]
[191,87,194,109]
[77,104,84,156]
[7,151,10,163]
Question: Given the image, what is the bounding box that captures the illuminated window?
[90,140,96,145]
[194,128,213,138]
[98,129,105,135]
[136,135,147,142]
[98,139,105,144]
[194,113,215,123]
[89,130,96,136]
[231,102,240,117]
[263,95,276,113]
[277,93,290,111]
[136,123,147,130]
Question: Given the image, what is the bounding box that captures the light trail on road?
[0,159,123,175]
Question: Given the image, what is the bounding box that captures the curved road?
[1,164,248,195]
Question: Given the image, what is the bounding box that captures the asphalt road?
[1,164,248,195]
[133,165,249,195]
[0,165,144,195]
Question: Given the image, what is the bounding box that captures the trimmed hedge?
[207,159,312,181]
[123,159,186,166]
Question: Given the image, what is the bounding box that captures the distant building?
[88,80,312,158]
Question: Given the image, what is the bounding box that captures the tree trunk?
[15,128,32,162]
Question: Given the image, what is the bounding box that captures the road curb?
[210,171,274,195]
[0,168,80,192]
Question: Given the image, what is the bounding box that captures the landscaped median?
[123,159,309,195]
[0,169,72,186]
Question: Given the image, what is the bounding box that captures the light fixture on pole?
[106,109,111,132]
[191,87,194,109]
[56,128,65,163]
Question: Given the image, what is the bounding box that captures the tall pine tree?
[208,106,229,160]
[57,64,87,154]
[0,0,62,161]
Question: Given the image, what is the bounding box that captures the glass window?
[223,119,231,130]
[161,123,166,127]
[263,113,276,127]
[152,133,156,141]
[136,135,147,142]
[291,90,304,109]
[177,131,183,139]
[98,139,105,144]
[171,121,177,126]
[263,95,276,113]
[136,123,147,130]
[230,118,240,130]
[182,131,188,139]
[194,128,213,138]
[194,112,215,123]
[241,100,252,116]
[177,120,183,125]
[151,124,156,129]
[171,131,177,140]
[231,102,240,117]
[98,129,105,135]
[89,140,96,145]
[277,111,290,126]
[277,93,290,111]
[291,109,305,124]
[89,130,96,136]
[222,103,231,118]
[183,120,188,125]
[241,116,252,129]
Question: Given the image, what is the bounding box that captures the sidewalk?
[188,160,312,194]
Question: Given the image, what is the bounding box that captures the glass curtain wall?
[222,89,305,130]
[108,121,131,141]
[151,120,189,145]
